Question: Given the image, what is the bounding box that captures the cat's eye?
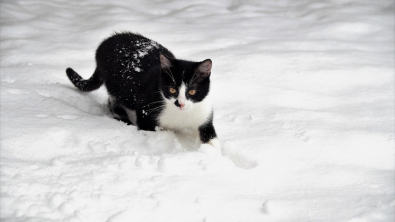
[188,90,196,95]
[169,88,177,94]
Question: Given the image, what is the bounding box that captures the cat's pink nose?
[180,103,185,108]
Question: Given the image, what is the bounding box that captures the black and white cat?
[66,32,220,151]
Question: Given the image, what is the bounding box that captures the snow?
[1,0,394,221]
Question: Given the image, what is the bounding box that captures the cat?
[66,32,220,151]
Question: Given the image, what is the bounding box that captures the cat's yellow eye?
[188,90,196,95]
[169,88,177,94]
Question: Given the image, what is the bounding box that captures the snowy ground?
[1,0,394,221]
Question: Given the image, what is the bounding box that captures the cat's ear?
[160,54,173,69]
[197,59,212,78]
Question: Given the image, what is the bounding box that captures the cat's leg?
[108,96,132,125]
[198,121,221,152]
[123,107,137,125]
[135,109,158,131]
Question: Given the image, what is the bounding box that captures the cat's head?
[160,54,212,111]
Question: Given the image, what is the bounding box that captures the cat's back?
[94,32,174,110]
[97,32,154,55]
[96,32,174,69]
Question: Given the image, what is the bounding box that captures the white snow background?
[1,0,394,221]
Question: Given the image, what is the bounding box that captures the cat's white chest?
[158,98,212,130]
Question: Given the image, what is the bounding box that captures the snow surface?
[1,0,394,221]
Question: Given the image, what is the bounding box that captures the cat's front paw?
[208,138,221,150]
[199,138,222,155]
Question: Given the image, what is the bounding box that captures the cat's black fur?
[66,32,219,147]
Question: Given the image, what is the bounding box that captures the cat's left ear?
[197,59,212,78]
[160,54,173,69]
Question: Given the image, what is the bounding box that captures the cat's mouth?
[179,106,190,111]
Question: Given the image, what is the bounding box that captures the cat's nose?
[174,100,185,108]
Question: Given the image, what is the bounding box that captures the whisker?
[148,90,165,96]
[141,101,164,108]
[168,68,176,83]
[163,68,176,84]
[189,71,196,86]
[143,104,166,112]
[146,105,166,115]
[189,70,199,86]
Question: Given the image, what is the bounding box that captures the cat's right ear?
[160,54,173,69]
[196,59,212,78]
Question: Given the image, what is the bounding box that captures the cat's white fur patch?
[158,91,212,130]
[177,83,187,107]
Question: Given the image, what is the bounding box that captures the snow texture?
[1,0,394,221]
